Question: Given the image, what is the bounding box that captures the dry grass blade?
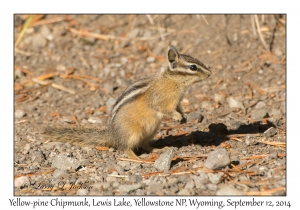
[254,15,269,51]
[61,75,99,91]
[14,169,55,179]
[29,16,65,27]
[247,82,266,96]
[14,119,28,124]
[259,140,286,147]
[69,28,112,41]
[15,15,33,48]
[95,146,110,151]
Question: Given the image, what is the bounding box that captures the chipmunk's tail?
[41,126,115,148]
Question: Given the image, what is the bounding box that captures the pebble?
[30,150,45,164]
[206,183,218,191]
[22,144,31,155]
[184,179,195,189]
[177,188,190,195]
[154,148,175,172]
[88,117,103,124]
[146,57,155,63]
[118,183,142,193]
[201,101,214,111]
[251,109,268,121]
[167,177,178,186]
[126,175,142,183]
[263,127,277,137]
[213,93,225,103]
[244,134,258,146]
[187,110,204,122]
[76,189,89,195]
[53,169,69,178]
[204,148,231,170]
[15,176,30,188]
[148,182,163,193]
[52,154,81,171]
[207,172,224,184]
[32,33,47,49]
[227,97,244,109]
[106,176,117,182]
[216,185,245,195]
[270,108,282,118]
[15,109,26,119]
[254,101,266,109]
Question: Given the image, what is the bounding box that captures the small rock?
[263,127,277,137]
[260,96,268,101]
[254,101,266,109]
[270,108,282,118]
[108,148,115,152]
[204,148,230,170]
[88,117,103,124]
[52,154,81,171]
[126,28,139,38]
[216,185,245,195]
[15,176,30,188]
[30,150,45,164]
[118,183,142,193]
[227,97,244,109]
[22,144,31,155]
[106,98,116,114]
[187,110,204,122]
[40,25,53,40]
[167,177,178,186]
[76,189,88,195]
[32,33,47,49]
[53,169,69,178]
[154,148,175,172]
[148,183,163,193]
[201,101,214,111]
[56,64,67,71]
[207,172,224,184]
[184,179,195,189]
[120,57,128,65]
[244,134,258,146]
[126,175,143,183]
[106,176,117,182]
[227,119,242,130]
[214,93,225,103]
[177,188,190,195]
[251,109,268,121]
[206,183,218,191]
[15,109,26,118]
[146,57,155,63]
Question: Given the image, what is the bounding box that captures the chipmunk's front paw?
[172,111,186,124]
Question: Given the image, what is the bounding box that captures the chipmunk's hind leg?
[125,149,140,160]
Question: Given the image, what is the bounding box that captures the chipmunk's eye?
[189,65,198,71]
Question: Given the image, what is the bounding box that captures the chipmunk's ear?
[167,46,179,70]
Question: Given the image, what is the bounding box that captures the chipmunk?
[42,46,211,160]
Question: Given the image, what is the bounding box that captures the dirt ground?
[14,14,286,196]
